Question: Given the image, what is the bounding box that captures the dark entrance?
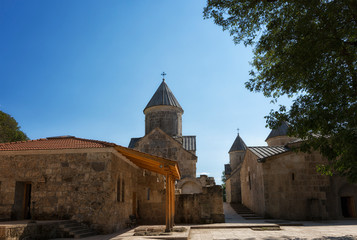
[13,182,32,220]
[341,196,356,218]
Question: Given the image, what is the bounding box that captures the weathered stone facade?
[145,106,183,137]
[175,186,224,224]
[133,128,197,179]
[225,169,241,203]
[240,144,357,220]
[241,147,357,220]
[0,147,169,233]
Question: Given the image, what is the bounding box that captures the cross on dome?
[161,72,167,81]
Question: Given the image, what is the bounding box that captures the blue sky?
[0,0,291,184]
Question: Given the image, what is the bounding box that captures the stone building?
[0,136,180,233]
[129,78,224,223]
[225,133,246,203]
[226,122,357,220]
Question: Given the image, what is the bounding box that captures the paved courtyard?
[189,224,357,240]
[188,203,357,240]
[69,203,357,240]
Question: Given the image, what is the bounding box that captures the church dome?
[265,121,298,146]
[144,80,182,112]
[229,134,247,153]
[144,78,183,136]
[265,121,289,141]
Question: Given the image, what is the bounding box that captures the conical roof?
[265,121,289,141]
[229,134,247,153]
[144,80,182,111]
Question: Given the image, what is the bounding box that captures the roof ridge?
[248,145,286,148]
[0,136,117,151]
[72,136,116,147]
[0,138,46,145]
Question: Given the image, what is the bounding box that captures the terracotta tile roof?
[0,136,116,151]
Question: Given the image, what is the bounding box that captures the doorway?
[13,182,32,220]
[341,196,356,218]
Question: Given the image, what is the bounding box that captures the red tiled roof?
[0,136,116,151]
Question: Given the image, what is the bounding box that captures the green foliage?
[0,110,29,143]
[204,1,357,182]
[221,170,226,183]
[222,170,226,202]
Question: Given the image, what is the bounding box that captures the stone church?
[225,122,357,220]
[129,78,215,194]
[129,77,224,224]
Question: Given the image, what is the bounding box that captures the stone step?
[230,203,266,220]
[59,220,97,239]
[244,216,265,220]
[73,230,97,239]
[59,221,77,228]
[236,211,255,214]
[64,226,85,232]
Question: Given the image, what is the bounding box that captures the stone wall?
[240,150,266,216]
[229,151,245,171]
[241,148,357,220]
[326,176,357,219]
[144,106,183,137]
[134,128,197,179]
[0,221,68,240]
[175,186,224,224]
[262,151,330,220]
[0,148,143,233]
[226,168,241,203]
[136,171,166,225]
[266,136,298,147]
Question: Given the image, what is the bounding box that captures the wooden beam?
[115,145,181,179]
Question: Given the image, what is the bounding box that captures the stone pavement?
[53,203,357,240]
[189,221,357,240]
[223,201,245,223]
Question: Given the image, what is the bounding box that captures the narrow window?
[147,188,150,200]
[117,174,125,202]
[121,179,125,202]
[117,178,121,202]
[292,173,295,181]
[248,172,251,190]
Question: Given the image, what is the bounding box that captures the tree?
[222,170,226,202]
[204,1,357,182]
[0,110,29,143]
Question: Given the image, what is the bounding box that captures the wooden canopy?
[115,145,180,232]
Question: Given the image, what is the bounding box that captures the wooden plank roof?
[115,145,181,180]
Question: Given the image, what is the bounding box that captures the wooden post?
[165,174,172,232]
[171,179,175,228]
